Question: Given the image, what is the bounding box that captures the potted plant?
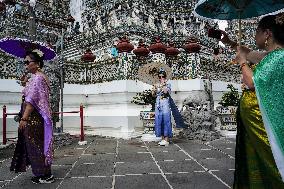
[218,84,239,107]
[131,89,156,111]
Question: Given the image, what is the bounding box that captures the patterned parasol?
[137,62,172,85]
[0,37,57,61]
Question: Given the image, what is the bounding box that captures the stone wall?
[0,79,241,140]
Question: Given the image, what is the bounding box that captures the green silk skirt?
[234,90,284,189]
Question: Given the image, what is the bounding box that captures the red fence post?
[2,105,7,145]
[80,104,84,141]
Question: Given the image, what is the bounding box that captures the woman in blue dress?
[153,69,172,146]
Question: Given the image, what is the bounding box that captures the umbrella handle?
[238,11,242,46]
[238,19,242,46]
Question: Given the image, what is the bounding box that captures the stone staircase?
[63,34,83,61]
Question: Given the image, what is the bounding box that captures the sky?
[218,21,228,46]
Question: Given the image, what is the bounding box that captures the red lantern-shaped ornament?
[165,42,180,57]
[81,49,95,62]
[116,36,134,53]
[183,37,201,53]
[133,39,150,57]
[149,36,167,54]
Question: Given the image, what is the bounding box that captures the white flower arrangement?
[32,49,44,58]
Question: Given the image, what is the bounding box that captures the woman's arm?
[163,83,171,94]
[152,84,157,96]
[219,30,238,50]
[219,30,251,52]
[219,30,267,64]
[240,63,255,89]
[19,102,34,130]
[236,47,255,89]
[22,102,34,119]
[246,51,267,64]
[162,86,168,93]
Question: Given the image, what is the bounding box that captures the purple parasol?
[0,37,57,61]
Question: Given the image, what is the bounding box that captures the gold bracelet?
[21,117,28,121]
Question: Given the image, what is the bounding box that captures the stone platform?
[0,135,235,189]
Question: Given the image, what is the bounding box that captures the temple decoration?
[149,36,167,54]
[81,49,95,62]
[116,36,134,53]
[133,39,150,57]
[0,0,259,85]
[165,42,180,57]
[184,37,201,53]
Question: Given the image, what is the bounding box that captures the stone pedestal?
[140,111,155,132]
[140,111,161,142]
[216,106,237,131]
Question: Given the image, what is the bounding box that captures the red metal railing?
[2,104,85,145]
[2,105,19,145]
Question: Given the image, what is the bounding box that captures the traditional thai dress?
[155,82,172,137]
[234,49,284,189]
[10,74,53,177]
[154,82,184,138]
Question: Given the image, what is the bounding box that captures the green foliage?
[131,89,156,110]
[219,84,240,107]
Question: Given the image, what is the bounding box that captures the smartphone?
[208,28,222,39]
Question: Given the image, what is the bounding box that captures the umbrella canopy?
[194,0,284,20]
[194,0,284,44]
[137,62,172,85]
[0,37,57,61]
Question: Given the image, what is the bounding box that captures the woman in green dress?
[221,13,284,188]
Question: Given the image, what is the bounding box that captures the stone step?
[63,49,80,53]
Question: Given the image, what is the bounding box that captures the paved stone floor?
[0,136,235,189]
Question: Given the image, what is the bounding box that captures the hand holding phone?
[208,28,222,39]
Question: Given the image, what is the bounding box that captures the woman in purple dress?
[10,50,54,184]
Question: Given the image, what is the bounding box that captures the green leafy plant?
[219,84,240,107]
[131,89,156,111]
